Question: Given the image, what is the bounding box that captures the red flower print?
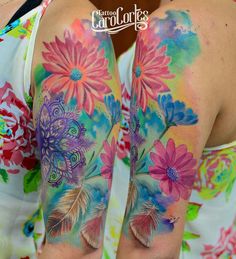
[42,30,111,115]
[101,137,116,189]
[201,223,236,258]
[149,139,197,201]
[0,82,37,173]
[132,28,174,112]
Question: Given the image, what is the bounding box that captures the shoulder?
[141,1,234,106]
[34,0,101,51]
[149,0,236,57]
[33,0,110,67]
[32,0,115,95]
[39,0,97,33]
[147,0,236,100]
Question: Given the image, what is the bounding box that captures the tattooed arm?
[32,1,121,258]
[117,6,223,259]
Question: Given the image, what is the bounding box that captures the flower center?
[135,65,142,78]
[166,167,179,182]
[70,68,83,81]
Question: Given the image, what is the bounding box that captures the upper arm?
[118,6,221,259]
[32,1,121,256]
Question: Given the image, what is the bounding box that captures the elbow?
[117,246,180,259]
[39,242,102,259]
[153,252,179,259]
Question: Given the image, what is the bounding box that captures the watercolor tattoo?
[34,19,121,249]
[123,10,201,247]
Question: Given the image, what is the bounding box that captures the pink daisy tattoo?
[42,31,111,115]
[149,139,197,201]
[132,29,174,112]
[101,137,116,190]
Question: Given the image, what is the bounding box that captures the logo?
[92,4,149,34]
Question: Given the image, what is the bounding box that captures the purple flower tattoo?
[36,94,94,187]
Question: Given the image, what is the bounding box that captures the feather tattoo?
[81,203,107,249]
[47,185,90,237]
[130,202,160,247]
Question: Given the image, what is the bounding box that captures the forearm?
[118,234,181,259]
[39,243,101,259]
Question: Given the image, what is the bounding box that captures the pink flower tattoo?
[42,30,111,115]
[149,139,197,201]
[132,29,174,112]
[101,137,116,189]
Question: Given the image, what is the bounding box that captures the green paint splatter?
[157,10,201,73]
[34,64,51,89]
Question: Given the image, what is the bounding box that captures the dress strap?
[41,0,54,15]
[203,140,236,152]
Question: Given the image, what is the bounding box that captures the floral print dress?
[103,46,236,259]
[0,1,52,258]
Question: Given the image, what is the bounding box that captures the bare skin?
[117,0,236,259]
[0,0,26,29]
